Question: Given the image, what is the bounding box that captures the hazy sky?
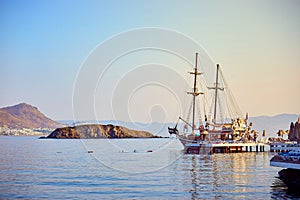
[1,0,299,122]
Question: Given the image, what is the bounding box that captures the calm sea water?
[0,136,297,199]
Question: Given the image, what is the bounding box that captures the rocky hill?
[0,103,62,129]
[288,117,300,142]
[47,124,159,139]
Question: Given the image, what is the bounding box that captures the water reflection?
[190,155,198,199]
[183,152,289,199]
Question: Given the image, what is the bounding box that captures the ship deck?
[269,142,300,152]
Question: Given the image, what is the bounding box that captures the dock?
[185,142,267,154]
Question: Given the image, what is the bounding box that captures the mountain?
[46,124,159,139]
[249,114,298,137]
[0,103,62,129]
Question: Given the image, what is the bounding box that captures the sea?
[0,136,298,200]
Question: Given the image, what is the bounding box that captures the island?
[45,124,160,139]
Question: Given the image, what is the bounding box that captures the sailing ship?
[168,53,264,154]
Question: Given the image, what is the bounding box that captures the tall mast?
[213,64,219,121]
[208,64,224,123]
[187,53,203,134]
[192,53,198,134]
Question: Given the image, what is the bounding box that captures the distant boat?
[168,53,264,154]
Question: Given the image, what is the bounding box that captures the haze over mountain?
[0,103,62,129]
[59,114,299,138]
[249,114,298,136]
[0,102,297,138]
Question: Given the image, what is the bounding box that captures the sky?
[1,0,299,122]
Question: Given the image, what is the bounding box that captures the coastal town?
[0,126,52,136]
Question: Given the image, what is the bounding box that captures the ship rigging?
[169,53,263,154]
